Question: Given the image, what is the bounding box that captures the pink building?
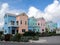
[16,13,28,34]
[37,17,46,33]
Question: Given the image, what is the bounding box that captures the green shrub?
[20,36,29,42]
[4,34,12,41]
[0,34,4,41]
[10,33,21,42]
[23,31,36,36]
[32,36,39,40]
[23,31,40,36]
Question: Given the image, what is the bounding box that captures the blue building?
[28,17,40,32]
[4,13,18,34]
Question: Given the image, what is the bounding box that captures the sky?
[0,0,60,28]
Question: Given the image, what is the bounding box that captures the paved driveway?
[39,36,60,43]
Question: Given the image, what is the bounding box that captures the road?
[0,42,60,45]
[0,36,60,45]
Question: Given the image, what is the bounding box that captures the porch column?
[10,27,12,34]
[15,29,16,34]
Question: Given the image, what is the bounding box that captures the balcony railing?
[8,23,19,27]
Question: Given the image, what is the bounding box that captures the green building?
[28,17,40,32]
[46,21,57,32]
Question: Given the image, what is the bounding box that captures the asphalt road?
[0,42,60,45]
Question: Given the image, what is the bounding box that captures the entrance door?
[17,30,18,33]
[12,30,15,34]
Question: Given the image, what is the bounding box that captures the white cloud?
[27,7,38,17]
[0,3,9,27]
[7,9,25,15]
[44,0,60,22]
[0,3,25,27]
[27,0,60,23]
[27,6,53,21]
[0,0,60,27]
[27,6,44,18]
[44,0,59,13]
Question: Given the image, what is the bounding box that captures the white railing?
[8,23,19,27]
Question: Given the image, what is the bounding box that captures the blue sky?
[0,0,60,28]
[0,0,53,12]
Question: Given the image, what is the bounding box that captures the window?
[0,31,3,34]
[38,23,40,25]
[4,15,7,18]
[5,22,7,24]
[11,21,14,25]
[25,21,27,25]
[44,24,45,26]
[33,23,34,25]
[33,29,36,32]
[38,29,39,31]
[16,21,18,25]
[35,23,36,25]
[8,27,10,30]
[5,30,7,33]
[51,30,53,32]
[2,27,4,30]
[42,29,44,31]
[41,23,42,26]
[22,29,25,32]
[20,20,22,24]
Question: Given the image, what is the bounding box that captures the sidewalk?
[29,39,47,43]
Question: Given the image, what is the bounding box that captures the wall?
[37,18,46,33]
[4,14,16,34]
[28,17,40,32]
[16,13,28,34]
[46,21,57,32]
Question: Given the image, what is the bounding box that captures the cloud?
[27,0,60,23]
[0,3,25,27]
[27,6,53,21]
[0,3,9,18]
[0,3,9,27]
[27,7,39,17]
[0,0,60,27]
[27,6,44,18]
[7,9,25,15]
[44,0,59,13]
[44,0,60,23]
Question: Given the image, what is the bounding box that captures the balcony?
[8,23,19,27]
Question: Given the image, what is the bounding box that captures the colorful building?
[4,13,57,34]
[16,13,28,34]
[4,13,18,34]
[4,13,28,34]
[46,21,57,32]
[28,17,40,32]
[37,17,46,33]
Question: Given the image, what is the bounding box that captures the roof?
[29,16,37,20]
[5,13,17,16]
[16,13,28,17]
[36,17,45,21]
